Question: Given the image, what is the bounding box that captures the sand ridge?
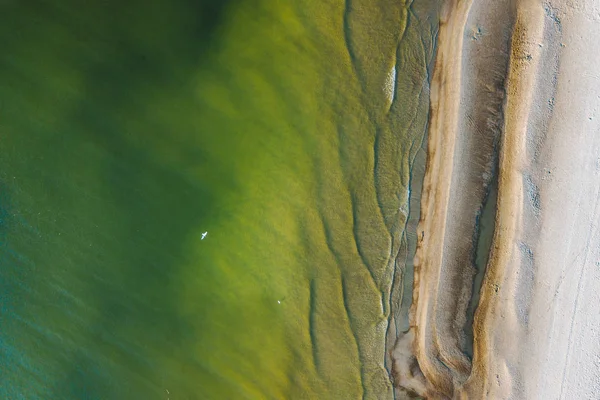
[460,0,545,397]
[399,0,476,396]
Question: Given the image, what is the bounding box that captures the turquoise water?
[0,0,437,398]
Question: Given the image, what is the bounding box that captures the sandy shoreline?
[391,0,600,398]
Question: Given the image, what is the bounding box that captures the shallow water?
[0,1,437,398]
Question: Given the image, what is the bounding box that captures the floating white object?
[384,65,396,107]
[201,232,208,240]
[277,300,281,304]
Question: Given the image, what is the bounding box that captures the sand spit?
[392,0,600,398]
[392,0,477,396]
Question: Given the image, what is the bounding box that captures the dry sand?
[391,0,600,398]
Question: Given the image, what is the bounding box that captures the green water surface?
[0,0,437,398]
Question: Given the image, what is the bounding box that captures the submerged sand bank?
[391,0,600,398]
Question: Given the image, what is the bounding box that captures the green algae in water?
[0,0,438,398]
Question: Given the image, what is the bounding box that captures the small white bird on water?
[201,231,208,240]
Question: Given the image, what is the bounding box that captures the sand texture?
[391,0,600,398]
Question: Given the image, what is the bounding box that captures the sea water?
[0,0,437,398]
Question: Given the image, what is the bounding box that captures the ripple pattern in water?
[0,0,437,398]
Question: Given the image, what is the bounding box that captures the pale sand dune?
[392,0,600,398]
